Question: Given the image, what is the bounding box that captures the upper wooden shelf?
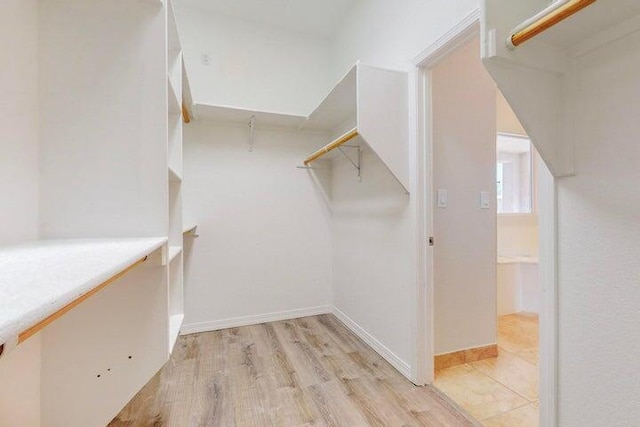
[303,63,410,192]
[168,245,182,263]
[168,78,181,115]
[509,0,597,48]
[534,0,640,51]
[194,64,410,192]
[0,238,167,348]
[195,103,306,129]
[482,0,640,177]
[183,224,198,235]
[192,65,357,132]
[169,165,182,182]
[301,66,357,131]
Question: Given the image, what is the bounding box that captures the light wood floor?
[110,314,474,426]
[434,313,539,427]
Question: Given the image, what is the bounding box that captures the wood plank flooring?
[109,314,474,426]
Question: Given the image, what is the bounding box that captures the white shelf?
[0,238,167,346]
[168,77,181,115]
[195,66,356,131]
[195,103,306,129]
[182,61,194,121]
[301,63,409,192]
[167,0,181,53]
[168,67,181,105]
[302,65,357,131]
[168,245,182,263]
[169,313,184,352]
[168,153,182,178]
[183,223,197,235]
[168,165,182,182]
[535,2,640,51]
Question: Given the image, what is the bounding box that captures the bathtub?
[497,255,539,315]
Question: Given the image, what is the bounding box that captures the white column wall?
[0,0,39,245]
[556,30,640,426]
[0,1,41,426]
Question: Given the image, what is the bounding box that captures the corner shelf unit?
[482,0,640,177]
[6,1,193,424]
[300,63,410,192]
[166,0,185,353]
[192,64,410,193]
[195,103,306,129]
[167,245,182,263]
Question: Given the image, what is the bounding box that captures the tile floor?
[434,313,539,427]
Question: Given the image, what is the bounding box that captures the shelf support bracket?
[337,146,362,181]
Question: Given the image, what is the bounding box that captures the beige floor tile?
[482,403,539,427]
[515,347,539,365]
[434,364,529,421]
[471,351,539,401]
[497,314,539,354]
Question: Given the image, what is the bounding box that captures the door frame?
[409,8,558,426]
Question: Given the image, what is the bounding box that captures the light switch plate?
[480,191,490,209]
[437,190,448,208]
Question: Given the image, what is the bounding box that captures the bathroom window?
[497,133,532,214]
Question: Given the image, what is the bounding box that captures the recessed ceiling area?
[177,0,357,38]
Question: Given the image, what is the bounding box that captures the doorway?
[412,11,557,427]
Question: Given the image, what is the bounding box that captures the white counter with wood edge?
[0,237,167,355]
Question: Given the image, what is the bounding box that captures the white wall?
[555,30,640,426]
[322,0,480,378]
[497,90,539,257]
[38,0,168,240]
[173,0,483,381]
[432,37,497,355]
[330,0,478,78]
[0,0,39,245]
[497,215,539,257]
[182,122,333,331]
[331,145,413,373]
[497,90,526,135]
[0,2,41,426]
[174,5,332,115]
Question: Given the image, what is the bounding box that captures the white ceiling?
[178,0,357,38]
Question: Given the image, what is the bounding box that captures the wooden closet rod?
[508,0,597,48]
[182,104,191,124]
[304,128,359,166]
[17,255,149,344]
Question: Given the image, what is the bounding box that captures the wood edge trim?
[511,0,597,47]
[183,226,197,235]
[304,128,359,166]
[17,255,149,344]
[434,344,499,372]
[182,104,191,124]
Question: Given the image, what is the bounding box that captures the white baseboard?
[180,305,332,335]
[331,306,412,379]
